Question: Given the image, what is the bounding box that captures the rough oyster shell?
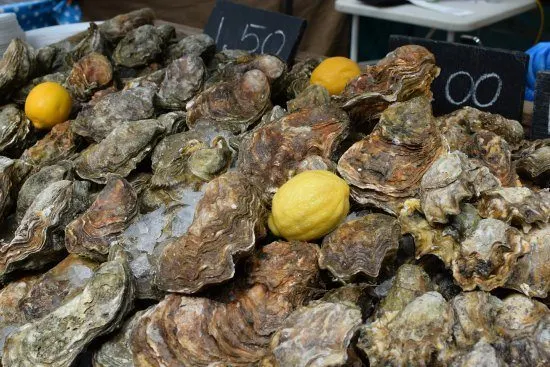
[156,171,267,293]
[113,25,165,68]
[238,105,349,195]
[2,254,134,367]
[131,241,320,366]
[338,96,444,215]
[287,84,331,112]
[66,52,113,101]
[359,291,454,367]
[277,57,322,100]
[156,55,206,110]
[66,23,107,67]
[0,156,17,222]
[452,218,530,291]
[66,176,138,261]
[515,143,550,181]
[420,151,500,225]
[0,104,31,157]
[266,301,362,367]
[207,54,287,87]
[72,86,155,142]
[338,45,439,123]
[186,69,271,134]
[450,341,508,367]
[0,180,90,283]
[98,8,155,43]
[0,39,37,103]
[12,71,69,106]
[319,213,400,282]
[75,118,165,184]
[478,187,550,233]
[166,33,216,63]
[296,154,337,174]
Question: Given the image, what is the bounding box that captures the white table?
[335,0,537,61]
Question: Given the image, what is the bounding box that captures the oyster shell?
[478,187,550,233]
[66,176,138,261]
[0,156,17,222]
[75,118,165,184]
[287,84,331,112]
[420,151,500,225]
[156,55,206,110]
[66,52,113,101]
[238,105,349,195]
[359,291,454,367]
[207,54,287,87]
[131,241,320,366]
[277,57,322,100]
[338,96,445,215]
[338,45,439,123]
[0,180,90,283]
[452,218,530,291]
[2,254,134,367]
[113,25,165,68]
[166,33,216,63]
[296,154,337,174]
[450,341,508,367]
[66,23,107,67]
[515,143,550,182]
[72,86,155,142]
[186,69,271,134]
[0,104,31,157]
[0,39,37,103]
[12,71,69,105]
[266,301,362,367]
[319,213,400,282]
[156,171,267,293]
[98,8,155,43]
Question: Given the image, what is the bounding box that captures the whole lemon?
[25,82,72,130]
[310,56,361,95]
[268,170,350,241]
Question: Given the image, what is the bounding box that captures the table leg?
[351,14,359,62]
[447,31,455,42]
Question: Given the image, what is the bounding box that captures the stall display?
[0,7,549,367]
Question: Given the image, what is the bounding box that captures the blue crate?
[0,0,82,30]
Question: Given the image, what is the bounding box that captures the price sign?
[389,35,529,121]
[531,71,550,139]
[204,0,307,63]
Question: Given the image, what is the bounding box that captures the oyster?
[338,45,439,123]
[266,301,362,367]
[420,151,500,225]
[20,121,79,171]
[478,187,550,233]
[16,161,73,222]
[238,105,349,195]
[319,213,400,282]
[0,104,32,157]
[296,155,337,174]
[12,71,68,105]
[2,254,134,367]
[0,180,90,283]
[277,57,322,100]
[338,96,445,215]
[66,52,113,101]
[98,8,155,43]
[0,156,17,222]
[287,84,331,112]
[156,55,206,110]
[66,23,107,67]
[18,254,99,320]
[186,69,271,134]
[0,39,37,103]
[516,143,550,182]
[113,25,165,68]
[452,218,530,291]
[166,33,216,63]
[75,118,165,184]
[207,54,287,87]
[72,86,155,142]
[358,292,454,367]
[450,341,508,367]
[131,241,320,366]
[156,171,268,293]
[66,176,138,261]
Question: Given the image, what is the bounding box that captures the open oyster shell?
[0,104,31,157]
[266,301,362,367]
[319,213,400,282]
[0,156,17,222]
[338,96,445,215]
[72,86,155,142]
[156,55,206,110]
[165,34,216,63]
[238,105,349,195]
[66,52,113,101]
[0,180,90,283]
[113,25,166,68]
[0,39,37,103]
[156,171,268,293]
[2,254,134,367]
[75,118,165,184]
[98,8,155,43]
[66,176,138,261]
[478,187,550,233]
[338,45,439,123]
[131,240,320,366]
[452,218,530,291]
[186,69,272,134]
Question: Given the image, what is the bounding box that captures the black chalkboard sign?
[204,0,307,63]
[389,35,529,121]
[531,71,550,139]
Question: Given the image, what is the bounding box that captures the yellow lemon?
[25,82,72,130]
[310,56,361,95]
[268,170,350,241]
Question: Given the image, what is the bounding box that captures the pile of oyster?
[0,8,549,367]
